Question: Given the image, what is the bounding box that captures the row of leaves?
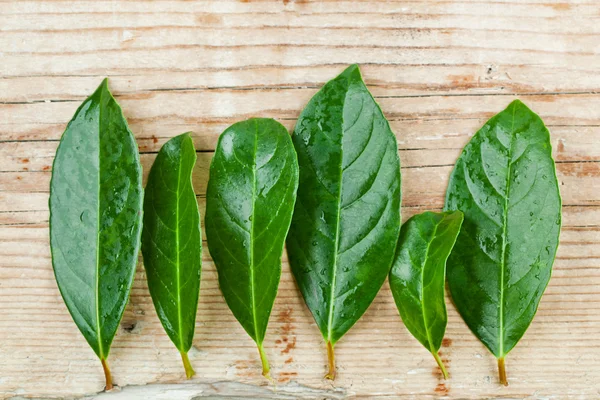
[49,65,561,390]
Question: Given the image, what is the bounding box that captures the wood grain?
[1,1,599,399]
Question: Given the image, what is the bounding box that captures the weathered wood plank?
[2,162,599,214]
[1,0,600,398]
[4,94,600,143]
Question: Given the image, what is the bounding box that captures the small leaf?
[286,64,401,379]
[444,100,561,385]
[49,79,143,390]
[389,210,464,379]
[205,118,299,377]
[142,133,202,379]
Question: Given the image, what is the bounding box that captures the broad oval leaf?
[444,100,561,385]
[142,133,201,379]
[49,79,143,390]
[286,64,401,379]
[205,118,299,377]
[389,210,463,379]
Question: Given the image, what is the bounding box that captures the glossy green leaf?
[49,79,143,390]
[286,64,401,379]
[205,118,299,377]
[444,100,561,385]
[389,211,463,379]
[142,133,201,379]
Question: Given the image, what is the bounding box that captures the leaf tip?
[341,63,362,81]
[507,98,531,114]
[98,77,110,94]
[450,209,465,223]
[92,77,114,102]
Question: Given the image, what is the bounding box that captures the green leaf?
[286,64,401,379]
[141,133,201,379]
[444,100,561,385]
[49,79,143,390]
[205,118,299,377]
[389,210,463,379]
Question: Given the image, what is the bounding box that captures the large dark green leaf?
[389,210,463,379]
[286,64,401,379]
[49,79,143,390]
[205,118,299,377]
[444,100,561,385]
[142,133,201,379]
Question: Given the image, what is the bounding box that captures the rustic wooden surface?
[1,1,600,399]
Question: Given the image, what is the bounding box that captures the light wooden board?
[1,1,600,399]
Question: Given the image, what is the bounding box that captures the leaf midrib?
[498,104,518,357]
[326,84,349,343]
[420,216,441,354]
[94,86,105,359]
[250,120,260,343]
[175,141,184,351]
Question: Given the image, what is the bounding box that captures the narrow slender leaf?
[49,79,143,390]
[389,210,463,379]
[286,64,401,379]
[205,118,299,377]
[142,133,201,379]
[444,100,561,385]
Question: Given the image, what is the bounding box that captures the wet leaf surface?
[49,79,143,389]
[389,210,463,379]
[286,64,401,378]
[444,100,561,384]
[142,133,201,378]
[205,118,299,377]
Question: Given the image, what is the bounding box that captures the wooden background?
[1,1,599,399]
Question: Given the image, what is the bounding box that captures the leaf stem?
[180,351,195,379]
[432,351,449,379]
[325,341,336,380]
[100,358,113,391]
[498,357,508,386]
[257,344,270,378]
